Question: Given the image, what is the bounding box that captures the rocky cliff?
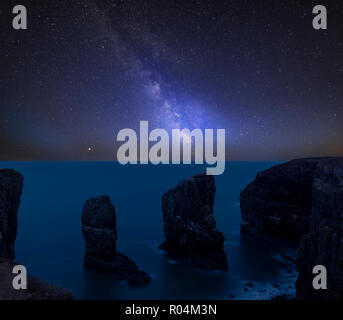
[82,196,150,285]
[296,158,343,299]
[159,174,228,271]
[0,169,75,300]
[240,158,330,241]
[0,169,23,259]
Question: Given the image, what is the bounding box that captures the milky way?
[0,0,342,161]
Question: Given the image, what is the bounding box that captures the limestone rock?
[0,169,23,259]
[82,196,150,285]
[296,158,343,299]
[159,174,228,271]
[240,158,331,241]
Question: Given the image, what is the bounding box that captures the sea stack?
[296,158,343,299]
[81,196,150,285]
[0,169,23,259]
[240,158,331,241]
[159,174,228,271]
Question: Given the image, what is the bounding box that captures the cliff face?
[296,158,343,299]
[240,158,329,241]
[82,196,151,285]
[0,169,23,259]
[0,169,75,300]
[159,174,228,271]
[239,157,343,299]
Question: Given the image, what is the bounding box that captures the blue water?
[0,162,297,299]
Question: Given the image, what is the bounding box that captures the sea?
[0,161,298,300]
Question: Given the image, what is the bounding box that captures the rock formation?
[0,258,75,300]
[296,158,343,299]
[239,157,343,299]
[0,169,23,259]
[0,168,75,300]
[159,174,228,271]
[240,158,330,241]
[82,196,150,285]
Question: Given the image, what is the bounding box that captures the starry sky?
[0,0,342,161]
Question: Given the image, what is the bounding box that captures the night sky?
[1,0,342,161]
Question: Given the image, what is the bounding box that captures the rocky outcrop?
[240,158,331,241]
[296,158,343,299]
[0,258,75,300]
[82,196,150,285]
[159,174,228,271]
[0,169,23,259]
[0,169,74,299]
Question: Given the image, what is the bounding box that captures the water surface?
[0,161,297,299]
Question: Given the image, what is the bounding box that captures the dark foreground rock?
[0,169,76,300]
[0,258,75,300]
[240,158,331,241]
[0,169,23,259]
[82,196,150,285]
[159,174,228,271]
[296,158,343,299]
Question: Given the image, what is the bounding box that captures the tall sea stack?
[159,174,228,271]
[82,196,151,285]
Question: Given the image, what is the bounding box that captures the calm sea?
[0,161,297,299]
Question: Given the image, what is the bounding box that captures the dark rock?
[281,253,296,264]
[82,195,117,261]
[0,169,75,299]
[240,158,332,241]
[271,282,281,289]
[244,287,248,292]
[246,282,253,287]
[82,196,150,285]
[85,252,150,286]
[296,158,343,299]
[159,174,228,271]
[229,294,235,298]
[272,294,291,300]
[0,258,75,300]
[0,169,23,259]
